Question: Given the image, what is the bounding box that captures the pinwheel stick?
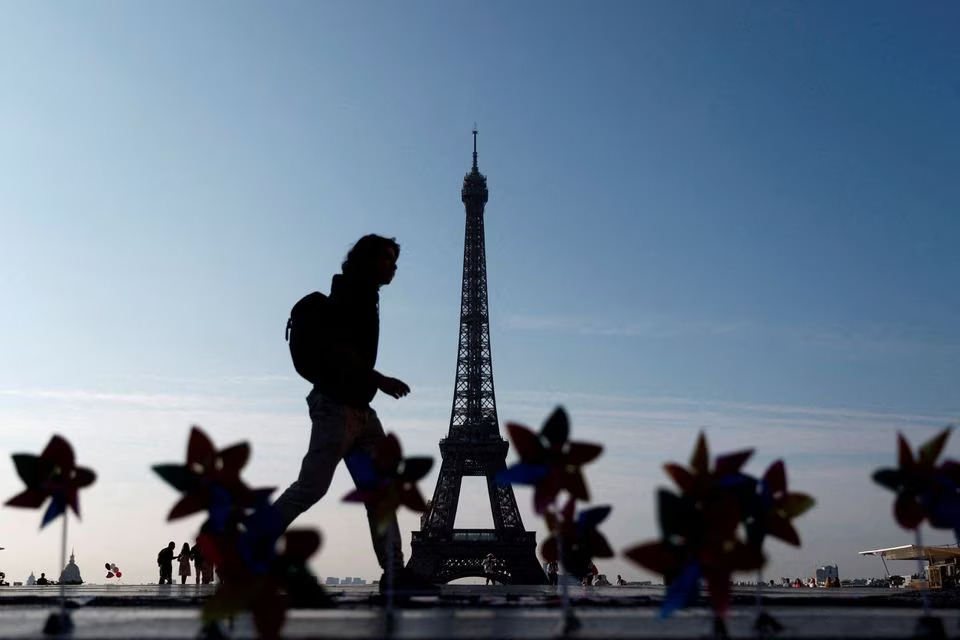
[914,528,931,617]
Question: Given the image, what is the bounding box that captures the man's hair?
[341,234,400,280]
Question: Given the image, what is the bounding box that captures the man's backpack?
[286,292,331,384]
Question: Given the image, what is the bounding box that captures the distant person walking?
[483,553,498,585]
[273,235,428,591]
[547,561,559,587]
[190,542,204,585]
[157,542,175,585]
[176,542,192,584]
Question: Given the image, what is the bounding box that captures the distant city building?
[59,551,83,585]
[815,565,839,586]
[26,572,36,586]
[324,577,340,586]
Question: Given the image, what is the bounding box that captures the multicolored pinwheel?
[201,501,326,639]
[343,432,433,534]
[541,498,614,580]
[7,435,96,527]
[497,407,603,514]
[743,460,815,548]
[153,426,274,531]
[873,427,960,534]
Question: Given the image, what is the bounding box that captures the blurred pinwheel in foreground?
[154,426,325,639]
[873,427,960,535]
[541,498,615,580]
[152,426,274,531]
[6,435,96,527]
[497,407,603,514]
[625,432,813,639]
[343,432,433,533]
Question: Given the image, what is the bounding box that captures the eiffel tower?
[406,131,546,585]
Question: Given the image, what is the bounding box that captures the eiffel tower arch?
[406,131,547,585]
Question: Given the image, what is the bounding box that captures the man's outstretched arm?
[372,370,409,399]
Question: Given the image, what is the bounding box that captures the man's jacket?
[312,273,380,407]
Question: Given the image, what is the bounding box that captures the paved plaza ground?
[1,584,958,638]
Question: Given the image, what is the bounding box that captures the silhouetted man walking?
[274,234,422,587]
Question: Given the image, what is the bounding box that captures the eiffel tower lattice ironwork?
[406,131,547,585]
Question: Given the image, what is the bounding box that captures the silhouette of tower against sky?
[406,131,546,584]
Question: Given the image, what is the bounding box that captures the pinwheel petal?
[661,561,700,618]
[564,469,590,502]
[41,497,66,527]
[565,442,603,465]
[6,489,47,508]
[506,423,544,462]
[872,469,904,492]
[42,435,75,468]
[282,530,321,561]
[763,460,787,495]
[540,536,559,563]
[663,463,695,494]
[586,530,615,558]
[577,505,612,529]
[187,427,217,467]
[764,515,801,546]
[540,407,570,448]
[169,493,209,520]
[715,449,754,476]
[344,453,379,491]
[374,433,402,472]
[780,493,815,518]
[400,457,433,482]
[152,464,199,492]
[219,443,251,475]
[73,467,96,489]
[894,493,924,529]
[919,427,951,467]
[401,486,428,512]
[11,454,42,485]
[897,433,915,469]
[690,432,709,474]
[496,462,548,487]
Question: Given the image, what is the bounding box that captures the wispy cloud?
[500,313,750,338]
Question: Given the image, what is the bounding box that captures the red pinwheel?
[625,432,766,621]
[745,460,815,547]
[541,498,614,579]
[152,426,273,528]
[343,433,433,534]
[203,509,326,640]
[7,435,96,527]
[873,427,960,532]
[498,407,602,514]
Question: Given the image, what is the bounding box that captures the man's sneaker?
[379,568,440,596]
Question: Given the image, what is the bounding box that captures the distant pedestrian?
[190,543,204,585]
[582,561,598,586]
[176,542,192,584]
[482,553,498,585]
[157,542,176,585]
[36,572,49,585]
[616,574,626,586]
[547,561,559,587]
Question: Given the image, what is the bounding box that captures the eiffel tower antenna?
[406,130,546,584]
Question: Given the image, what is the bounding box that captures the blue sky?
[0,2,958,585]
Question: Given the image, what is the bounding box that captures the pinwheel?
[872,426,959,637]
[104,563,122,579]
[7,435,96,527]
[152,426,274,531]
[743,460,815,549]
[343,433,433,534]
[203,501,325,640]
[540,498,614,580]
[873,427,960,534]
[497,407,602,514]
[6,434,96,634]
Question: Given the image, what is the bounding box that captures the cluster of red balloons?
[104,563,122,579]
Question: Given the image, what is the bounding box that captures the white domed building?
[59,551,83,585]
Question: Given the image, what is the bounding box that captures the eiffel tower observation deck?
[406,131,546,585]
